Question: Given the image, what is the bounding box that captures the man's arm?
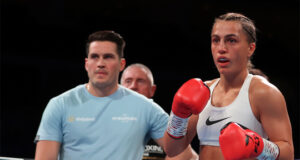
[35,140,60,160]
[252,80,294,159]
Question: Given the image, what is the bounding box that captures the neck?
[219,70,248,90]
[86,82,119,97]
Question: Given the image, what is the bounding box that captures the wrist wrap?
[166,111,189,139]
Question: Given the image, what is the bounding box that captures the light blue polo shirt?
[35,84,168,160]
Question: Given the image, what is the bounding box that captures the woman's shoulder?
[204,78,219,87]
[250,75,284,102]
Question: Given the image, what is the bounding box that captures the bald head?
[121,63,156,98]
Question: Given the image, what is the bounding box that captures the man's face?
[121,66,156,98]
[85,41,125,89]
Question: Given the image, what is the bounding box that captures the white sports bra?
[197,74,267,146]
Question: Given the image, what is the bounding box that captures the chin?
[218,68,232,76]
[92,80,108,87]
[217,68,226,74]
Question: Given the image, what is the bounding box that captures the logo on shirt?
[112,114,137,123]
[67,116,95,122]
[68,116,75,122]
[206,116,230,126]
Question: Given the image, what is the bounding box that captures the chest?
[211,88,240,107]
[62,100,147,144]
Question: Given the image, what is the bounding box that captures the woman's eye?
[227,38,237,43]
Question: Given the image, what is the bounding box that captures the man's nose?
[97,57,106,68]
[128,81,138,91]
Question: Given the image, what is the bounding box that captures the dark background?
[1,0,299,159]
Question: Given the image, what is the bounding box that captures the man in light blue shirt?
[35,30,194,160]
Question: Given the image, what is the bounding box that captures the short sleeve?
[148,102,169,140]
[35,97,64,143]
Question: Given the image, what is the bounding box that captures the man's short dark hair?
[86,30,125,58]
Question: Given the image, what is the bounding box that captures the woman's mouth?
[217,57,230,67]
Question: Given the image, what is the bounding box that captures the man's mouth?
[95,71,108,75]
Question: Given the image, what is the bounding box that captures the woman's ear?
[248,42,256,57]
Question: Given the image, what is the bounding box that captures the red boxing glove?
[172,78,210,118]
[219,122,279,160]
[167,78,210,139]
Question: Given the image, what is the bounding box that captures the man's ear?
[84,58,88,71]
[120,58,126,71]
[150,85,157,98]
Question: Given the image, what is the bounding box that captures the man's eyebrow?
[100,52,116,56]
[89,53,98,56]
